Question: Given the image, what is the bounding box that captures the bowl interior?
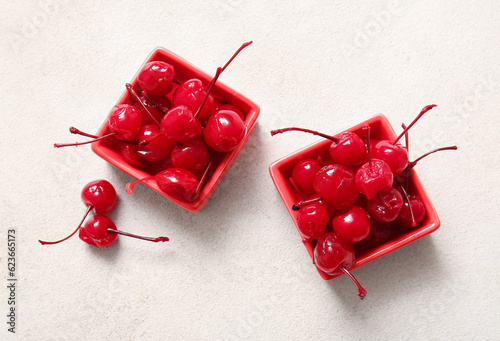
[92,47,260,212]
[269,114,440,279]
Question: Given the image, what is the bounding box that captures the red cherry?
[137,61,175,96]
[79,215,118,248]
[81,179,117,214]
[171,138,210,173]
[355,219,400,249]
[107,104,143,141]
[141,90,172,115]
[296,203,329,240]
[160,105,202,142]
[173,79,219,119]
[218,104,245,120]
[121,144,148,169]
[367,188,403,223]
[314,233,367,299]
[372,140,408,176]
[332,206,370,244]
[78,215,169,248]
[137,124,174,161]
[395,194,426,229]
[291,159,322,196]
[355,159,393,200]
[313,164,358,210]
[203,109,247,152]
[271,128,366,167]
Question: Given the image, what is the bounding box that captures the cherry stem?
[393,104,437,144]
[107,228,169,243]
[193,67,222,119]
[126,83,161,128]
[191,156,217,201]
[402,123,409,153]
[54,132,117,148]
[292,196,322,211]
[288,177,306,200]
[363,125,372,172]
[126,175,156,195]
[395,178,416,227]
[270,127,339,143]
[408,146,457,168]
[221,41,253,72]
[139,132,163,147]
[340,267,367,300]
[141,92,168,115]
[70,127,98,139]
[39,206,92,245]
[377,192,391,208]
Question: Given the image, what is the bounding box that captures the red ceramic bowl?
[92,47,260,212]
[269,115,440,280]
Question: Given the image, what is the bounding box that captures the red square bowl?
[269,115,440,280]
[92,47,260,212]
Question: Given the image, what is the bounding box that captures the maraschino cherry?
[355,126,393,200]
[291,159,322,196]
[313,164,359,210]
[271,128,366,166]
[137,61,175,96]
[314,233,367,299]
[332,206,371,244]
[170,138,210,173]
[367,188,403,223]
[54,104,142,148]
[203,109,247,152]
[296,203,329,240]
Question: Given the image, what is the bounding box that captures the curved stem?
[54,132,117,148]
[70,127,98,139]
[393,104,437,144]
[395,178,416,227]
[39,206,92,245]
[107,228,169,243]
[292,196,322,211]
[340,267,367,300]
[363,125,372,171]
[126,175,156,195]
[270,127,339,143]
[408,146,457,168]
[138,132,163,147]
[191,156,217,201]
[126,83,161,128]
[222,41,253,72]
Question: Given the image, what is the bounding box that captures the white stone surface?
[1,0,499,340]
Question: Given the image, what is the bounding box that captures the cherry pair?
[38,180,169,248]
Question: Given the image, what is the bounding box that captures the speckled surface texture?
[1,0,499,340]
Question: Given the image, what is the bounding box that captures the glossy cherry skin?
[108,104,142,141]
[367,188,403,223]
[141,90,172,114]
[373,141,408,176]
[314,233,355,276]
[121,144,148,169]
[173,79,218,118]
[81,180,117,214]
[160,106,202,142]
[203,110,247,152]
[332,206,370,244]
[313,164,358,210]
[329,132,367,166]
[218,104,244,120]
[171,138,210,173]
[355,159,393,200]
[355,219,399,249]
[395,194,426,229]
[291,159,322,196]
[79,215,117,248]
[156,168,199,202]
[137,124,174,161]
[137,61,175,96]
[297,203,329,240]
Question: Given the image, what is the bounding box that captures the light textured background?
[1,0,499,340]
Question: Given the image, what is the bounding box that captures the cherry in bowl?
[269,115,440,281]
[91,47,260,212]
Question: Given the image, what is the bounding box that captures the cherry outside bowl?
[269,115,440,280]
[92,47,260,212]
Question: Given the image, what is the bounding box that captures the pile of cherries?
[39,180,169,248]
[271,105,457,299]
[55,42,252,203]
